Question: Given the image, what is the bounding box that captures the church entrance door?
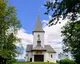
[34,55,44,62]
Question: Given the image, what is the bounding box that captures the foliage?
[44,0,80,64]
[61,21,80,64]
[44,0,80,25]
[0,0,21,64]
[6,58,17,64]
[59,59,76,64]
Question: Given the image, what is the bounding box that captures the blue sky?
[10,0,48,33]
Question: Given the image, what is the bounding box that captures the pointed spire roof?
[33,12,44,32]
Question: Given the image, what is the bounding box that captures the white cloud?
[48,0,55,3]
[42,18,68,60]
[15,28,33,59]
[16,28,33,49]
[49,15,52,20]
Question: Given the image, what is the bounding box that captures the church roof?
[45,45,56,53]
[33,13,44,32]
[26,45,56,53]
[26,45,33,52]
[32,44,46,51]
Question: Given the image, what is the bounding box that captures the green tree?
[61,21,80,64]
[44,0,80,25]
[0,0,21,64]
[44,1,80,64]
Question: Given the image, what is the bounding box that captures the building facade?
[26,13,56,62]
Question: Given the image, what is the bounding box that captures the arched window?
[51,54,53,58]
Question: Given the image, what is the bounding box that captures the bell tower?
[33,13,45,48]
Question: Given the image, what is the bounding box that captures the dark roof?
[26,45,56,53]
[33,13,44,32]
[26,45,33,52]
[45,45,56,53]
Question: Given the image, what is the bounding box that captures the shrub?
[6,58,17,64]
[59,59,76,64]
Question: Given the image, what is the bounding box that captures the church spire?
[33,12,44,33]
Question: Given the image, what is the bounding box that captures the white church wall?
[27,52,32,62]
[26,52,56,62]
[32,52,35,62]
[44,52,56,63]
[33,32,44,48]
[44,52,49,62]
[52,53,56,63]
[50,53,56,63]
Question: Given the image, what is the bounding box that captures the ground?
[14,62,58,64]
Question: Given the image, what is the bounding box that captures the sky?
[10,0,48,33]
[10,0,68,60]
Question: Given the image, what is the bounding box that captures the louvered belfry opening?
[37,34,41,47]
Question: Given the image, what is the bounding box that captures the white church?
[26,13,56,62]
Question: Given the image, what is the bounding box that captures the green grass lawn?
[14,62,58,64]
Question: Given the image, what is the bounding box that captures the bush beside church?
[58,59,76,64]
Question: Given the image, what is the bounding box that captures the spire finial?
[37,10,40,22]
[38,9,40,15]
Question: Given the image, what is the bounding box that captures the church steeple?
[33,12,44,33]
[33,12,45,48]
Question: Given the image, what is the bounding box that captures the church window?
[26,54,28,56]
[51,54,53,58]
